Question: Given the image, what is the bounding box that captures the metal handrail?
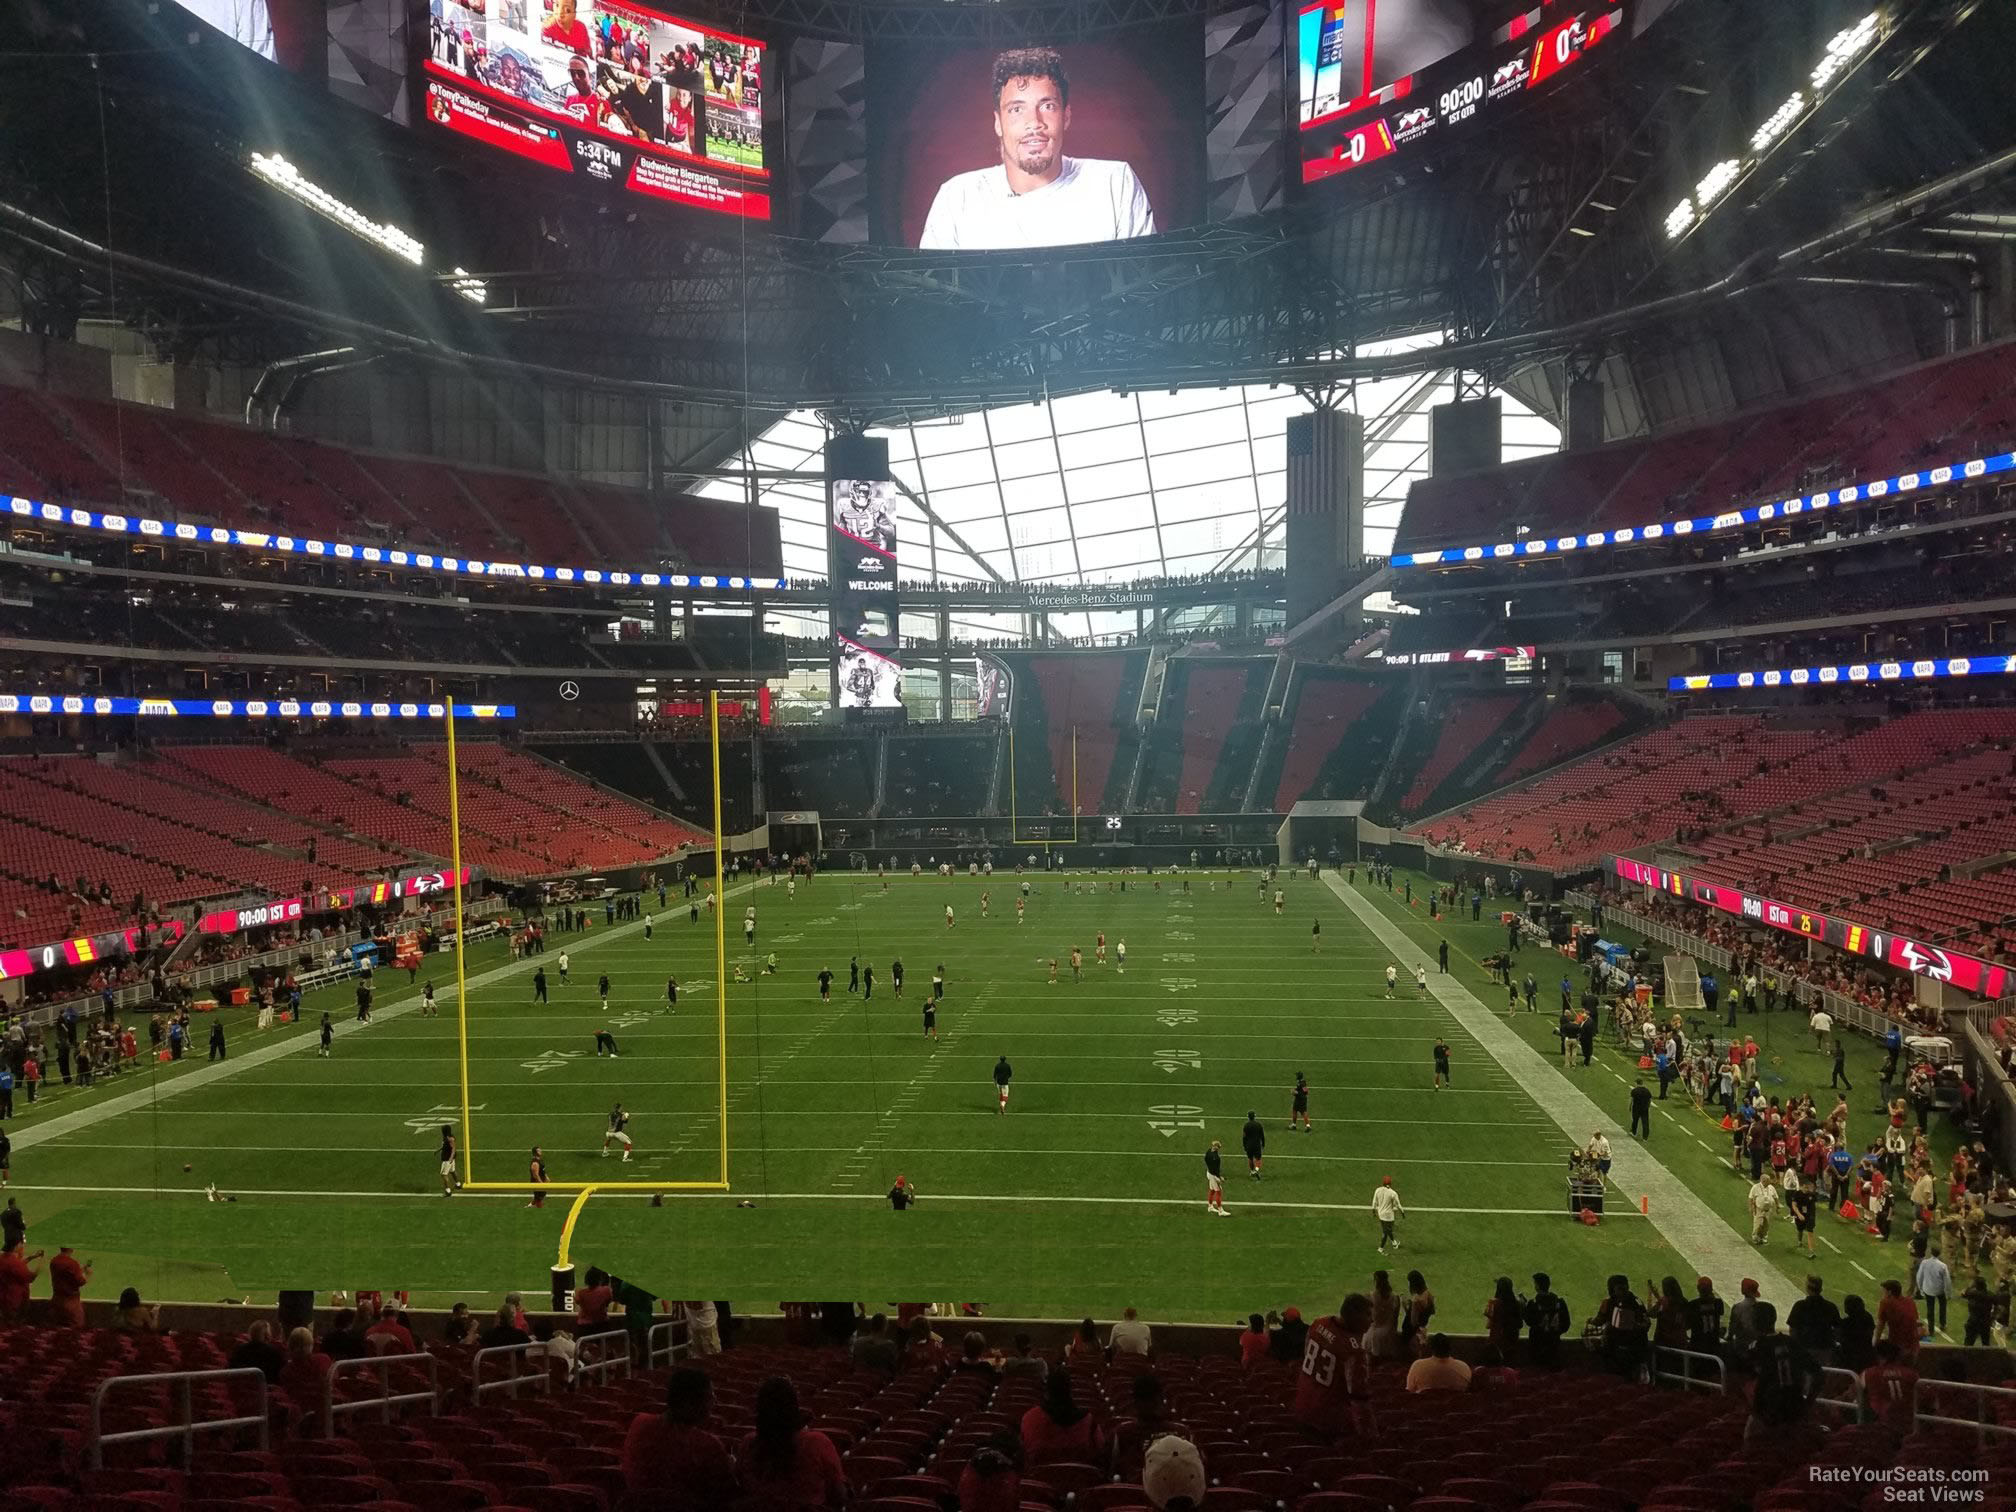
[573,1329,635,1388]
[1814,1364,1863,1419]
[323,1352,441,1437]
[1917,1376,2016,1442]
[472,1341,557,1402]
[1651,1345,1727,1394]
[646,1315,687,1369]
[87,1367,269,1469]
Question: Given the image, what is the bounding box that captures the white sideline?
[1322,873,1799,1311]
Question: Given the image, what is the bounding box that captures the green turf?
[4,868,1947,1325]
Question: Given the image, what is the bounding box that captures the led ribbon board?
[5,495,787,594]
[0,921,187,985]
[1669,655,2016,694]
[1389,449,2016,569]
[1613,856,2009,999]
[0,695,515,719]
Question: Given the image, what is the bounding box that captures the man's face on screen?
[994,74,1068,179]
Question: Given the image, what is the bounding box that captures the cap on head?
[1741,1278,1760,1296]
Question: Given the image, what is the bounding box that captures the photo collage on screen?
[423,0,769,217]
[829,479,904,711]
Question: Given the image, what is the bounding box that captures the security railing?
[87,1367,269,1469]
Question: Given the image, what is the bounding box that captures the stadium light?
[1750,92,1807,154]
[1811,13,1880,89]
[1693,160,1741,210]
[249,152,424,265]
[450,268,488,306]
[1663,11,1885,240]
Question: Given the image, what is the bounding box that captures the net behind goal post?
[1664,954,1702,1014]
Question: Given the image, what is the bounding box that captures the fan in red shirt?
[623,1367,737,1508]
[1295,1295,1375,1441]
[576,1267,615,1327]
[1020,1369,1107,1465]
[740,1377,845,1508]
[1239,1313,1271,1370]
[47,1245,90,1327]
[541,0,591,55]
[0,1241,40,1318]
[1861,1340,1919,1427]
[279,1326,334,1418]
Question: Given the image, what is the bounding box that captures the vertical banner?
[830,479,903,709]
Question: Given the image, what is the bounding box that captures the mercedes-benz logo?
[559,680,581,702]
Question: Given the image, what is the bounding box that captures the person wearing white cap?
[1142,1435,1206,1511]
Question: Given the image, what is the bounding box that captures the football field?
[10,866,1918,1323]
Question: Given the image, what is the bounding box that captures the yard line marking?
[1,1181,1639,1218]
[41,1140,1571,1167]
[197,1073,1544,1097]
[53,1107,1557,1126]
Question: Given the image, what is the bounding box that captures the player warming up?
[438,1125,460,1197]
[1384,964,1398,998]
[1095,932,1106,966]
[993,1055,1013,1114]
[595,1026,620,1058]
[1432,1037,1450,1089]
[599,973,611,1011]
[1116,937,1126,973]
[1291,1072,1311,1132]
[602,1103,634,1161]
[945,903,956,930]
[1204,1140,1228,1216]
[1242,1111,1265,1180]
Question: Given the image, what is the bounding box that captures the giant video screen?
[1298,0,1627,185]
[830,479,903,710]
[173,0,325,71]
[422,0,769,219]
[865,33,1202,251]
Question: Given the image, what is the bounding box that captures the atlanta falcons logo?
[1895,939,1956,982]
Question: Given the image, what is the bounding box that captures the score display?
[1299,0,1628,186]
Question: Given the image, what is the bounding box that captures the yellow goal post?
[444,690,731,1194]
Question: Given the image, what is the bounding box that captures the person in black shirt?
[891,958,905,996]
[863,964,876,1000]
[1598,1273,1649,1378]
[355,982,372,1024]
[1786,1275,1840,1365]
[848,956,860,993]
[598,974,611,1010]
[1787,1181,1819,1258]
[889,1175,915,1210]
[1291,1073,1310,1132]
[993,1055,1012,1114]
[1437,940,1449,973]
[665,976,678,1012]
[1242,1112,1265,1179]
[1685,1277,1725,1355]
[1745,1305,1817,1442]
[1203,1140,1226,1216]
[1524,1272,1569,1368]
[480,1302,531,1350]
[320,1308,366,1361]
[817,968,833,1002]
[1963,1274,1996,1347]
[318,1013,333,1059]
[1433,1039,1451,1090]
[533,967,548,1004]
[229,1320,286,1382]
[922,996,938,1042]
[1629,1081,1653,1138]
[439,1126,459,1197]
